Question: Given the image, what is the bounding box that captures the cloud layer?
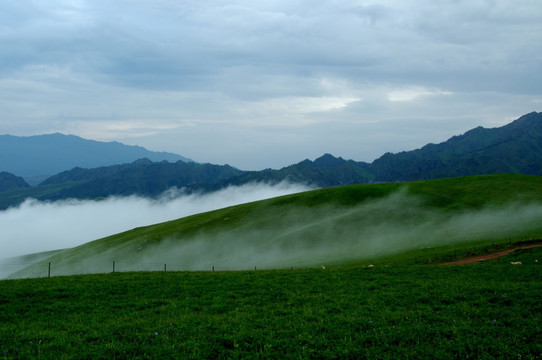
[0,1,541,169]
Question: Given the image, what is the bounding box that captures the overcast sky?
[1,0,541,170]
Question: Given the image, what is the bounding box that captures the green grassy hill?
[2,175,542,358]
[10,174,542,278]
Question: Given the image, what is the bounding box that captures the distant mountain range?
[0,111,541,209]
[370,111,542,181]
[0,133,192,184]
[219,111,542,185]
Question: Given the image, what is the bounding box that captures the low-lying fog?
[0,182,312,259]
[132,190,542,271]
[3,185,542,279]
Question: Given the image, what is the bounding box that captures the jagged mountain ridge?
[216,112,542,186]
[370,111,542,181]
[217,154,372,188]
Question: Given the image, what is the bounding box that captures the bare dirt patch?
[440,244,542,265]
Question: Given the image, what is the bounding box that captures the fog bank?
[11,190,542,278]
[0,182,312,259]
[134,191,542,270]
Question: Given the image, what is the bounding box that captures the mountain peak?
[132,158,154,166]
[505,111,542,131]
[313,154,345,167]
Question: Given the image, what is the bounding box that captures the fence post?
[48,262,51,278]
[212,266,214,272]
[164,264,167,271]
[113,261,115,273]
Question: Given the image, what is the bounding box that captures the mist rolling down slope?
[9,174,542,278]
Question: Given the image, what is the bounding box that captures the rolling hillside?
[9,174,542,278]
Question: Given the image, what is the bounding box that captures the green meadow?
[1,252,541,359]
[1,174,542,358]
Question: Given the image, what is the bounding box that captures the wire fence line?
[1,239,539,279]
[0,260,284,279]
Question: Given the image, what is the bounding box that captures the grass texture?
[1,253,541,359]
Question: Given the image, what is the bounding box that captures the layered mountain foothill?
[40,159,244,199]
[0,133,192,184]
[219,153,373,188]
[0,160,244,210]
[0,172,29,192]
[0,112,541,210]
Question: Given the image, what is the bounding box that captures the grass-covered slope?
[11,174,542,278]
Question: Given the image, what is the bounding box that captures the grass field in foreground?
[1,248,541,359]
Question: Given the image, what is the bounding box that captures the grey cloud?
[4,0,539,93]
[0,0,540,169]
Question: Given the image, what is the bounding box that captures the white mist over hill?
[0,182,312,259]
[7,188,542,279]
[132,191,542,271]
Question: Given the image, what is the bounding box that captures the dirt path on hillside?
[439,244,542,265]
